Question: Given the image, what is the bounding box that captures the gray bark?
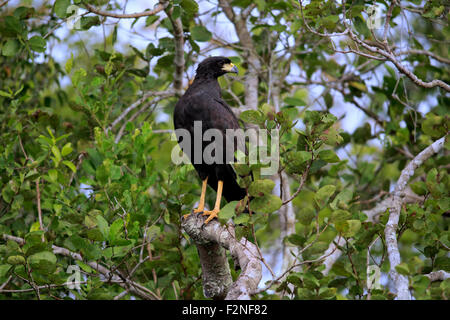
[181,213,262,300]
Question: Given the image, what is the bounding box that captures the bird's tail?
[222,164,247,203]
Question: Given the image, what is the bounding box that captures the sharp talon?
[182,213,191,220]
[202,210,219,224]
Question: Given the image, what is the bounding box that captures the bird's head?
[195,56,238,79]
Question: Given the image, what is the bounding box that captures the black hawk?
[173,56,247,224]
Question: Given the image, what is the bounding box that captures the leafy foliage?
[0,0,448,300]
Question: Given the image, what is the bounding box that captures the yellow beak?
[222,63,238,74]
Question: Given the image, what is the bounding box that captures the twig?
[2,234,161,300]
[35,178,45,242]
[382,1,397,45]
[107,90,174,133]
[113,290,129,300]
[253,239,340,295]
[282,162,311,205]
[83,2,168,19]
[395,49,450,65]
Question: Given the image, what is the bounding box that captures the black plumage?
[173,57,246,222]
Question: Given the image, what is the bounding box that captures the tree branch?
[425,270,450,282]
[2,234,160,300]
[165,6,185,96]
[218,0,260,110]
[395,49,450,65]
[385,136,445,299]
[181,213,262,300]
[107,90,175,133]
[320,135,447,291]
[83,1,168,19]
[382,0,397,44]
[347,28,450,92]
[297,0,450,92]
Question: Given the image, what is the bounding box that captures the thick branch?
[181,214,262,300]
[425,270,450,282]
[320,136,446,291]
[385,136,445,300]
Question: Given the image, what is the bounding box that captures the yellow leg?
[193,178,208,213]
[183,178,208,220]
[202,180,223,224]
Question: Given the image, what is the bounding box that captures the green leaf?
[250,194,282,213]
[0,265,11,279]
[146,225,160,242]
[110,165,122,180]
[422,113,446,138]
[240,110,264,124]
[354,16,370,38]
[4,16,24,36]
[335,219,361,237]
[80,16,101,30]
[218,201,239,223]
[54,0,71,18]
[48,168,58,182]
[62,160,76,173]
[410,181,428,196]
[28,251,57,273]
[65,52,73,74]
[331,209,351,223]
[0,90,12,98]
[29,36,46,52]
[109,219,123,244]
[180,0,199,15]
[320,126,343,146]
[190,25,212,42]
[287,234,306,246]
[314,185,336,208]
[61,142,73,156]
[7,255,26,265]
[318,149,340,163]
[284,97,306,106]
[249,179,275,197]
[349,81,367,92]
[234,214,249,224]
[298,206,315,225]
[96,215,109,240]
[294,151,312,164]
[395,262,410,276]
[2,39,19,57]
[330,189,353,210]
[145,15,159,27]
[51,145,62,165]
[320,15,339,29]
